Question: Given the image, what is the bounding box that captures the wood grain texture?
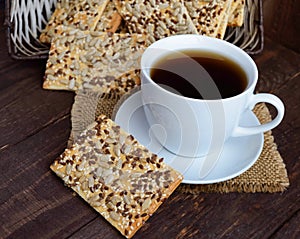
[0,1,300,239]
[253,38,300,93]
[0,117,97,238]
[271,210,300,239]
[0,78,74,148]
[263,0,300,54]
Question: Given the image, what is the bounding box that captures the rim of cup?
[141,34,258,103]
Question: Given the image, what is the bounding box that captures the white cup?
[140,35,284,158]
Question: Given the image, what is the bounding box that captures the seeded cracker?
[113,0,198,44]
[43,26,146,93]
[39,0,110,44]
[50,115,183,238]
[214,0,234,39]
[94,0,123,33]
[185,0,232,39]
[227,0,240,26]
[228,0,245,27]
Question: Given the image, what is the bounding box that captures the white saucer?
[112,90,264,184]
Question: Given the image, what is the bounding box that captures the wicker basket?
[5,0,263,60]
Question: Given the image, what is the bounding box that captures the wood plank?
[269,75,300,188]
[67,189,299,239]
[0,74,74,149]
[253,37,300,93]
[271,210,300,239]
[0,117,97,238]
[67,216,123,239]
[263,0,300,54]
[0,54,46,91]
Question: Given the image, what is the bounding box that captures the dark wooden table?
[1,1,299,238]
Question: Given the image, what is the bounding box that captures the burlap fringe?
[69,90,290,193]
[69,90,122,146]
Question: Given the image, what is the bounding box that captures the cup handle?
[232,93,285,137]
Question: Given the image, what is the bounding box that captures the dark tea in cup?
[150,50,248,100]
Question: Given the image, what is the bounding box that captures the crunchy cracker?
[95,0,122,33]
[214,0,234,39]
[43,26,146,93]
[82,69,141,94]
[39,0,110,44]
[185,0,233,39]
[114,0,198,44]
[228,0,245,27]
[50,114,183,238]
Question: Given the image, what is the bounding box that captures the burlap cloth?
[69,89,289,193]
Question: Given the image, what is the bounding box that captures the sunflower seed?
[142,198,152,211]
[88,176,95,188]
[109,211,120,221]
[113,144,121,157]
[104,174,114,184]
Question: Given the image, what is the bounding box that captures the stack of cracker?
[41,0,245,93]
[44,0,245,237]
